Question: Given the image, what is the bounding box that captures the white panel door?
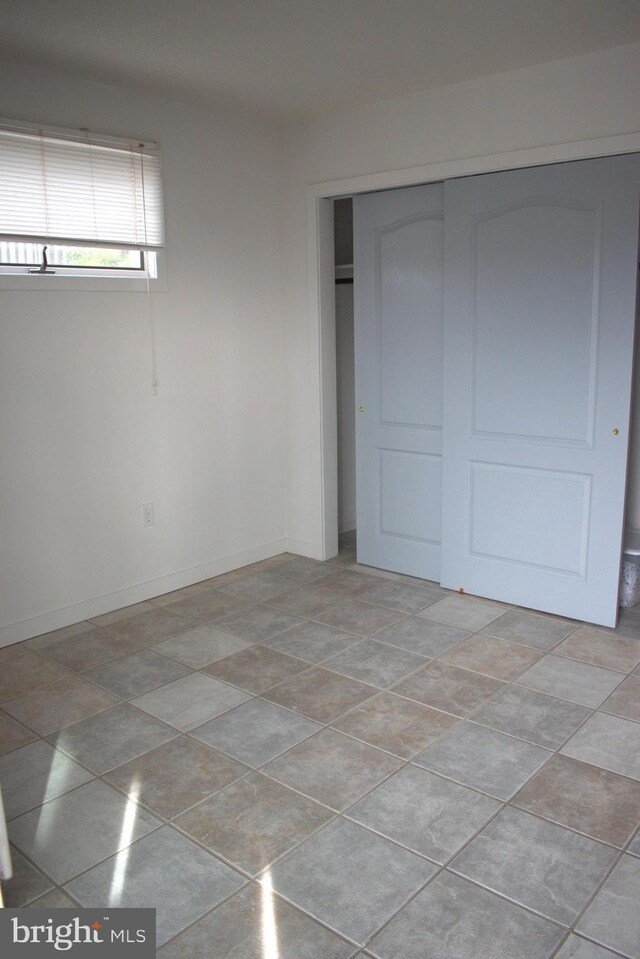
[441,154,640,626]
[354,183,444,579]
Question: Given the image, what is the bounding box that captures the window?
[0,119,164,285]
[0,242,157,278]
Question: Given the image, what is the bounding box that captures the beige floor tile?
[481,608,577,650]
[440,634,542,681]
[313,599,404,636]
[132,672,251,731]
[267,583,348,618]
[0,642,30,663]
[108,608,196,644]
[361,581,443,614]
[105,735,250,819]
[601,674,640,721]
[414,721,550,799]
[157,590,249,625]
[25,622,97,651]
[470,684,589,749]
[152,626,252,668]
[214,605,305,642]
[3,675,119,735]
[264,621,361,664]
[348,764,499,863]
[82,648,191,699]
[0,709,39,754]
[202,645,310,693]
[323,638,427,687]
[263,728,402,810]
[157,884,355,959]
[392,660,504,716]
[0,651,70,702]
[41,630,141,672]
[88,602,158,625]
[191,699,321,767]
[148,583,209,607]
[175,772,332,874]
[517,655,623,707]
[561,711,640,779]
[311,569,382,599]
[332,691,459,758]
[555,625,640,673]
[263,666,377,724]
[267,818,436,946]
[514,753,640,847]
[417,594,504,631]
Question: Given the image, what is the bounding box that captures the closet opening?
[333,196,356,562]
[322,151,640,626]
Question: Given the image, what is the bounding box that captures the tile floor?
[1,534,640,957]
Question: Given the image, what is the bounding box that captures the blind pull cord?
[138,144,159,397]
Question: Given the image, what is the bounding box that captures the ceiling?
[2,0,640,122]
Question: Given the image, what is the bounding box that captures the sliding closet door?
[354,183,444,580]
[441,154,640,626]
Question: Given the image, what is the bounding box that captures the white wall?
[0,62,286,644]
[281,42,640,557]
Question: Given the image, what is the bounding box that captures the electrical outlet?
[142,503,155,528]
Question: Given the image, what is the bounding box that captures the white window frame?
[0,118,167,292]
[0,255,167,292]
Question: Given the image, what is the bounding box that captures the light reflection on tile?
[9,780,160,884]
[49,703,178,773]
[65,825,245,947]
[3,676,120,735]
[174,772,333,874]
[105,735,250,819]
[109,780,141,902]
[156,882,356,959]
[266,818,436,945]
[0,740,93,819]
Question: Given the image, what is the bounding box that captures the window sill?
[0,274,167,292]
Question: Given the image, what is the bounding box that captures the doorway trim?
[308,131,640,561]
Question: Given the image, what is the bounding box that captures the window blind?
[0,121,164,249]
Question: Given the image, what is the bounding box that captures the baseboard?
[339,519,356,534]
[0,537,289,648]
[284,537,325,560]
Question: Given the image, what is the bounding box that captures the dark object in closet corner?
[335,277,353,284]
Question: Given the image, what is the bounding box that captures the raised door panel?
[471,203,597,444]
[378,216,444,429]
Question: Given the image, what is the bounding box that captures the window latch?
[28,245,55,274]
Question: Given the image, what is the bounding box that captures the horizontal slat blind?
[0,124,164,248]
